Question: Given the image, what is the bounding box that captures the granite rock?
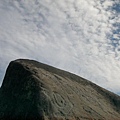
[0,59,120,120]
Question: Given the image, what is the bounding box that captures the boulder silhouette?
[0,59,120,120]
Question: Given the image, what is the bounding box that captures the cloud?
[0,0,120,94]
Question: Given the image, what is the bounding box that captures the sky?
[0,0,120,94]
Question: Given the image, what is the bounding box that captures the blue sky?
[0,0,120,94]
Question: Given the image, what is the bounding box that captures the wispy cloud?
[0,0,120,94]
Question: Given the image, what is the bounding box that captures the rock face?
[0,59,120,120]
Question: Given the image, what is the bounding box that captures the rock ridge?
[0,59,120,120]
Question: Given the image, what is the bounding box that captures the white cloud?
[0,0,120,94]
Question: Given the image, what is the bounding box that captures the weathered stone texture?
[0,59,120,120]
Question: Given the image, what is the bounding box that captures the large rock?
[0,59,120,120]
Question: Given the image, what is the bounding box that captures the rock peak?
[0,59,120,120]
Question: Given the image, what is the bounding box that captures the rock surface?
[0,59,120,120]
